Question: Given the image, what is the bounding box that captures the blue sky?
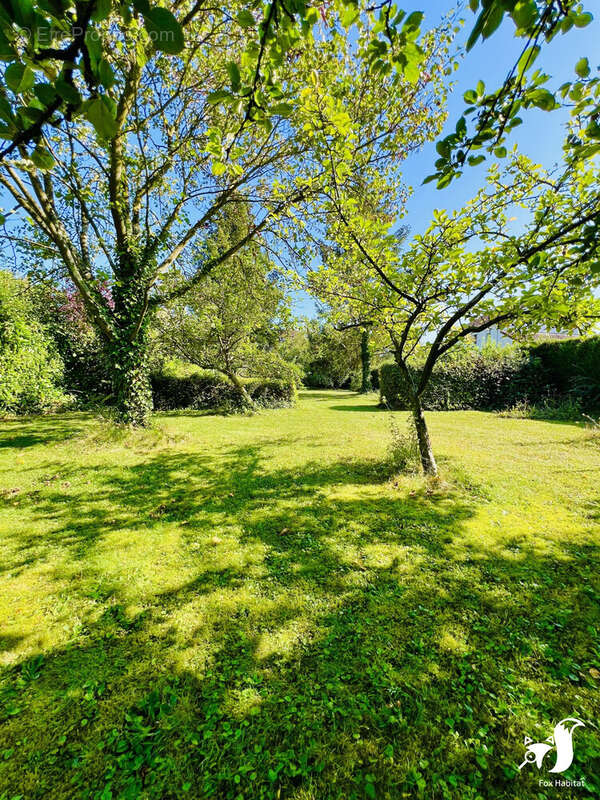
[291,1,599,317]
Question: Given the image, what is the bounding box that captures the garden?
[1,0,600,798]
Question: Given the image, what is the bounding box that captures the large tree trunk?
[360,328,371,393]
[410,394,438,476]
[107,334,153,426]
[106,276,153,427]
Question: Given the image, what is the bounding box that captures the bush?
[529,337,600,410]
[151,372,295,412]
[379,347,541,412]
[370,368,380,390]
[0,272,71,414]
[378,337,600,417]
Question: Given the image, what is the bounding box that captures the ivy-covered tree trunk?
[411,394,438,476]
[360,327,371,393]
[105,278,154,427]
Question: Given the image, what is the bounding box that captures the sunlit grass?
[1,391,599,799]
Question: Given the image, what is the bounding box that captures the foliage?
[0,0,452,425]
[530,336,600,410]
[497,396,584,421]
[1,391,599,799]
[387,412,419,473]
[428,0,597,188]
[309,150,600,473]
[379,346,536,411]
[0,0,185,164]
[0,0,433,166]
[301,320,362,389]
[30,282,113,401]
[156,204,298,408]
[151,372,296,413]
[380,338,600,417]
[0,271,70,414]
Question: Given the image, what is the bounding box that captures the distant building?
[473,323,576,349]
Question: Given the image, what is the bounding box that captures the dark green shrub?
[379,348,541,411]
[529,337,600,410]
[151,373,295,412]
[378,338,600,415]
[370,368,380,390]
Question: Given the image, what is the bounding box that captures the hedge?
[151,372,296,412]
[378,337,600,412]
[379,349,540,411]
[529,337,600,409]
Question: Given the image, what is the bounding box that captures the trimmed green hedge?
[379,350,538,411]
[151,373,296,412]
[529,337,600,409]
[379,337,600,412]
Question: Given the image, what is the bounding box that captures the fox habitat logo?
[519,717,585,776]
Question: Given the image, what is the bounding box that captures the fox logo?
[519,718,585,774]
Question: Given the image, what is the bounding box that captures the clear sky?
[291,1,599,318]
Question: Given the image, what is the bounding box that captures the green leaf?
[463,89,478,104]
[55,78,81,106]
[92,0,112,21]
[575,57,590,79]
[206,90,232,105]
[493,146,507,158]
[573,12,593,28]
[236,10,255,28]
[33,83,58,106]
[144,7,184,55]
[482,3,504,40]
[528,88,556,111]
[516,45,539,76]
[31,144,54,169]
[5,62,35,94]
[0,29,16,61]
[226,61,241,92]
[85,96,117,139]
[510,0,538,31]
[98,58,115,88]
[270,102,294,117]
[468,154,486,166]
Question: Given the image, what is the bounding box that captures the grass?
[0,389,599,800]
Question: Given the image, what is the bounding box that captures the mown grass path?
[1,391,599,799]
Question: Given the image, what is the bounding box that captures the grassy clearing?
[0,390,599,800]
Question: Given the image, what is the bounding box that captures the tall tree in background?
[156,204,296,408]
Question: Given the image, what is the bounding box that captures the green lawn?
[1,390,599,800]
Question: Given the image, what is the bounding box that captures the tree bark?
[360,328,371,393]
[411,394,438,476]
[225,371,257,410]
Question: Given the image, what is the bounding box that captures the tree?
[0,0,433,165]
[156,204,296,408]
[0,1,449,426]
[309,154,600,475]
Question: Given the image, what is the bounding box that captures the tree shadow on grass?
[1,432,599,799]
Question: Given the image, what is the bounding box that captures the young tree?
[156,205,296,408]
[309,154,600,475]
